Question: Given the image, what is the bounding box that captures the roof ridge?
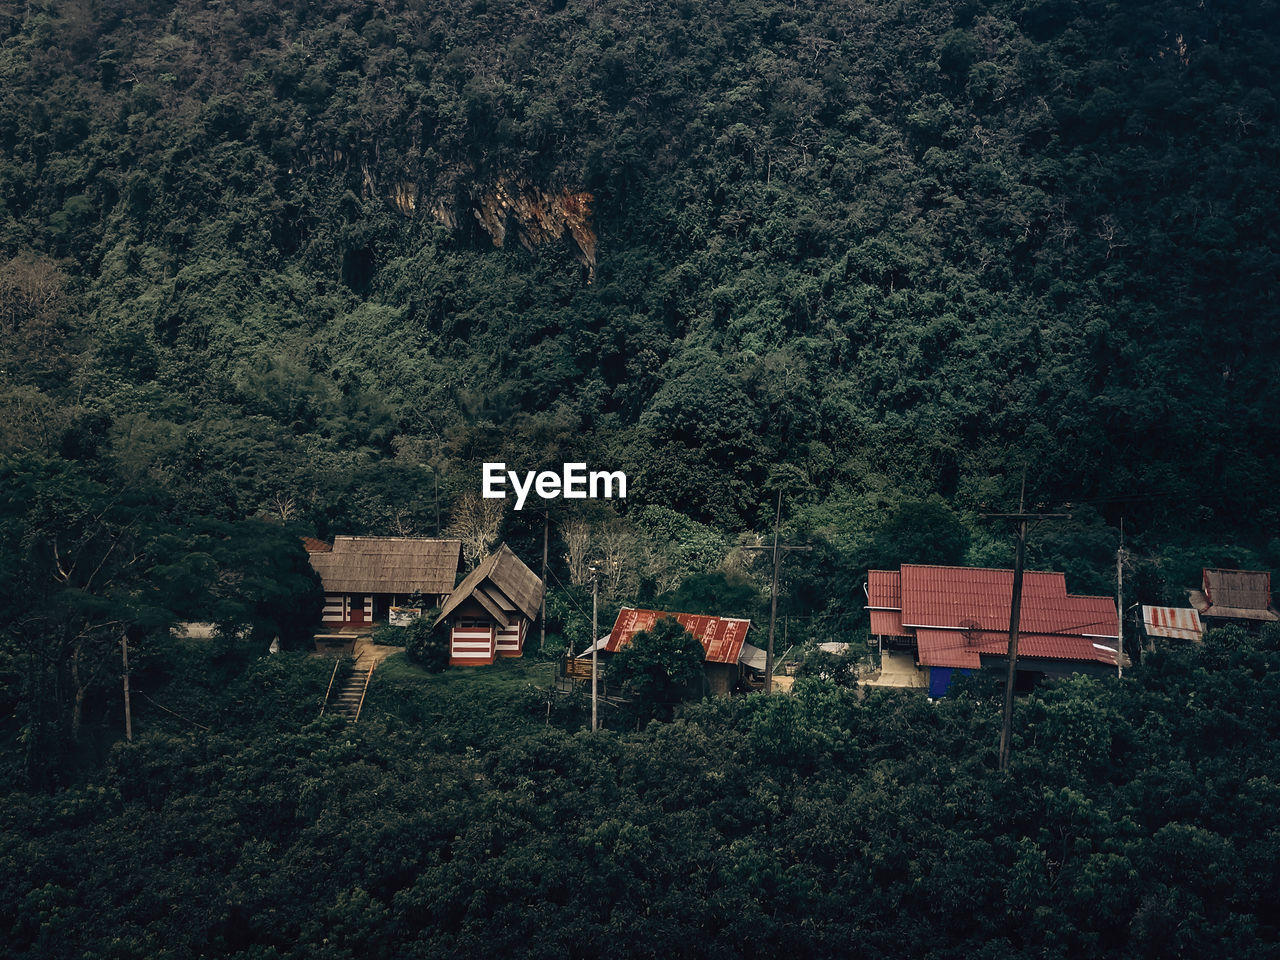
[901,562,1067,576]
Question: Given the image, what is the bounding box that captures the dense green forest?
[3,0,1280,952]
[3,627,1280,958]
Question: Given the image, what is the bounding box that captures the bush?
[370,624,404,646]
[403,615,449,673]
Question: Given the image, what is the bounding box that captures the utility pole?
[541,510,549,655]
[1116,540,1125,680]
[590,563,599,732]
[433,465,440,537]
[120,630,133,744]
[743,492,812,693]
[982,477,1069,772]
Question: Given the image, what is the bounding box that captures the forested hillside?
[4,0,1278,531]
[4,0,1280,953]
[5,0,1280,783]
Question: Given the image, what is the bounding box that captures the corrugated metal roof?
[915,628,1118,669]
[870,609,908,637]
[605,608,751,665]
[899,564,1117,638]
[867,569,901,608]
[1203,569,1272,611]
[738,642,767,671]
[307,536,462,594]
[1142,606,1204,640]
[1203,605,1280,622]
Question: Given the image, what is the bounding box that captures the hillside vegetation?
[2,2,1279,943]
[3,628,1280,958]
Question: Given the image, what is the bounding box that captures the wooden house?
[1189,569,1278,628]
[591,608,755,696]
[436,544,544,666]
[867,564,1121,697]
[304,536,463,628]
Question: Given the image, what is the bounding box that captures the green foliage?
[655,569,758,619]
[402,615,449,673]
[868,498,971,570]
[609,616,706,719]
[794,644,860,688]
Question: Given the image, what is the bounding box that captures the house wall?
[704,662,737,697]
[927,666,973,698]
[450,619,497,666]
[322,592,448,628]
[321,593,374,626]
[496,618,527,658]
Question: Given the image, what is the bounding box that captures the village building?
[1188,568,1278,628]
[867,564,1121,697]
[304,536,463,628]
[436,544,545,666]
[585,607,759,696]
[1140,605,1204,643]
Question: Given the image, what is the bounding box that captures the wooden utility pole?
[982,478,1069,772]
[743,492,811,693]
[1116,544,1125,680]
[120,631,133,744]
[541,510,549,655]
[589,564,600,731]
[433,466,440,537]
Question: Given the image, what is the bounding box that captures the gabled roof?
[900,564,1118,638]
[436,544,544,627]
[915,628,1119,670]
[1200,569,1277,620]
[605,608,752,665]
[306,536,462,594]
[868,563,1119,670]
[868,570,910,637]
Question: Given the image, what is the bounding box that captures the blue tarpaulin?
[928,667,973,698]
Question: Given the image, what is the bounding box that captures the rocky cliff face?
[468,179,596,279]
[417,178,596,280]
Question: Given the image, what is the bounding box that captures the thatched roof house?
[305,536,463,628]
[1190,569,1278,624]
[437,544,544,666]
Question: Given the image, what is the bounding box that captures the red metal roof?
[867,570,901,609]
[605,608,751,665]
[1142,605,1203,640]
[301,536,332,553]
[870,609,908,637]
[899,564,1117,638]
[915,628,1119,669]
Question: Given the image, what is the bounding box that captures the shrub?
[403,613,449,673]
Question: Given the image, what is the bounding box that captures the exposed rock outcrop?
[420,177,596,281]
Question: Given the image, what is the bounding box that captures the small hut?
[1190,569,1278,628]
[436,544,545,666]
[597,608,755,696]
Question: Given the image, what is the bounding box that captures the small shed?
[602,608,754,696]
[1141,605,1204,641]
[436,544,544,666]
[305,536,463,628]
[1189,569,1278,626]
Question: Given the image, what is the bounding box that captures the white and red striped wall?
[450,617,529,666]
[450,619,496,666]
[496,619,527,658]
[322,593,373,626]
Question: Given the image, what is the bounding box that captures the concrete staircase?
[323,660,375,721]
